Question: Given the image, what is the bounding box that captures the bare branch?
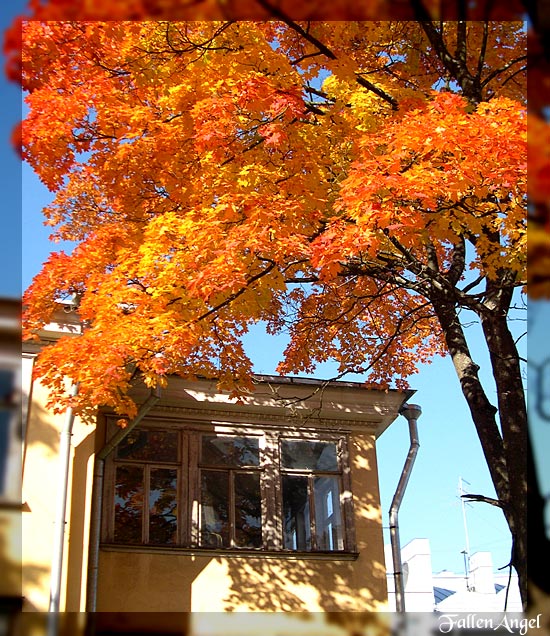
[480,55,528,90]
[462,493,504,509]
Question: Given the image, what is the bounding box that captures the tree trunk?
[479,308,527,606]
[430,289,527,607]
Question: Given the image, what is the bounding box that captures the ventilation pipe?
[389,403,422,613]
[86,386,161,612]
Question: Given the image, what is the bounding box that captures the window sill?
[100,543,359,561]
[0,499,26,511]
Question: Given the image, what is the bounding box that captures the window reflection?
[200,435,262,548]
[110,427,349,553]
[201,470,230,547]
[282,475,311,550]
[281,440,338,471]
[281,439,345,551]
[116,429,178,462]
[201,436,260,467]
[149,468,178,544]
[115,465,144,543]
[234,472,262,548]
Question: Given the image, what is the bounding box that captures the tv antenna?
[459,476,472,590]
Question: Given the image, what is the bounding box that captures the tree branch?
[254,1,337,60]
[479,54,528,90]
[195,262,276,323]
[477,21,490,78]
[255,5,399,110]
[446,235,466,286]
[355,74,399,110]
[462,493,504,508]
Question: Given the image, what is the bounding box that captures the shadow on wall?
[221,435,387,613]
[22,391,95,612]
[222,555,388,611]
[96,426,388,618]
[0,511,50,612]
[24,397,60,459]
[66,431,95,611]
[0,516,22,598]
[9,612,87,636]
[96,551,213,613]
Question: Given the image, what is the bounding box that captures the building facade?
[385,538,522,613]
[21,304,411,614]
[0,298,23,633]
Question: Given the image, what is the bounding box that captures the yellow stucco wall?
[21,359,393,614]
[22,377,95,612]
[0,509,21,599]
[96,433,388,612]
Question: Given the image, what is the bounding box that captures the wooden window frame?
[196,432,264,550]
[103,423,187,546]
[277,432,355,553]
[102,418,357,556]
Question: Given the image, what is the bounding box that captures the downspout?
[48,382,79,615]
[85,386,161,612]
[389,403,422,613]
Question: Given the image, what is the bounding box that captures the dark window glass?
[149,468,178,544]
[114,465,144,543]
[116,429,178,463]
[234,472,262,548]
[282,475,311,550]
[201,470,229,547]
[0,414,9,494]
[109,429,349,553]
[201,436,259,467]
[281,440,338,471]
[0,370,14,404]
[0,369,15,495]
[314,476,344,550]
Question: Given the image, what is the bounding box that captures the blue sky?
[1,1,25,298]
[5,5,544,581]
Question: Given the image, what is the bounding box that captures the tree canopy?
[22,21,525,413]
[20,19,530,603]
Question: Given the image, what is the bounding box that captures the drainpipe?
[48,382,79,615]
[389,403,422,613]
[86,386,161,612]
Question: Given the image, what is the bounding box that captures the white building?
[385,538,522,612]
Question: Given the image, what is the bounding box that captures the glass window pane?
[314,476,344,551]
[149,468,178,544]
[282,475,311,550]
[0,369,14,403]
[0,411,10,495]
[115,465,144,543]
[234,473,262,548]
[281,440,338,471]
[201,470,229,548]
[0,370,15,496]
[201,436,259,467]
[116,429,178,462]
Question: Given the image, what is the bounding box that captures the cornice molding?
[141,403,380,433]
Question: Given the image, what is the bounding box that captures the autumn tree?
[20,20,528,603]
